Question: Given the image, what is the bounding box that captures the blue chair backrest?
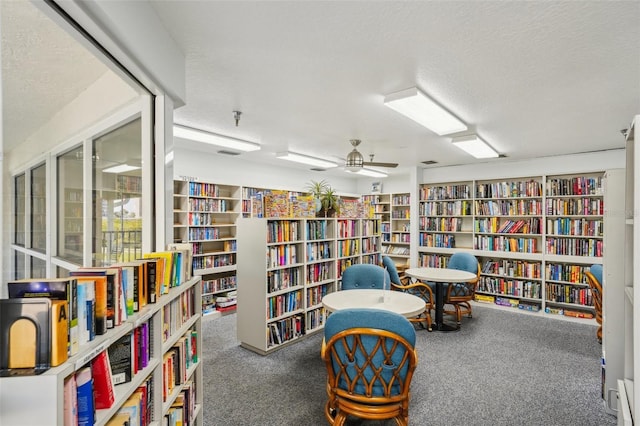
[342,264,390,290]
[382,256,401,285]
[590,264,603,285]
[447,252,479,275]
[324,308,416,396]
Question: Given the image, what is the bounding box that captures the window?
[14,173,25,246]
[30,163,47,252]
[92,118,143,266]
[57,145,84,264]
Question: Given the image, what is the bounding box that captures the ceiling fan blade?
[363,161,398,168]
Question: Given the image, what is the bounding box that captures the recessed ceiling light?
[384,87,467,135]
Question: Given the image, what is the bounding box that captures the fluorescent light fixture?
[173,124,260,152]
[384,87,467,135]
[276,151,338,168]
[103,164,141,174]
[451,134,499,158]
[346,168,388,178]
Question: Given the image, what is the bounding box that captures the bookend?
[0,298,52,376]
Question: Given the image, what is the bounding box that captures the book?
[7,277,78,355]
[72,268,122,329]
[76,279,89,346]
[0,298,52,374]
[108,332,133,385]
[76,366,95,426]
[70,274,107,336]
[106,412,131,426]
[119,390,143,426]
[50,300,69,367]
[63,374,78,426]
[166,243,194,281]
[91,350,116,409]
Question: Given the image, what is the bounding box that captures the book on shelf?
[118,390,143,426]
[64,374,78,426]
[91,349,116,410]
[76,366,95,426]
[166,243,194,281]
[105,412,131,426]
[68,272,108,336]
[7,277,79,356]
[108,332,133,385]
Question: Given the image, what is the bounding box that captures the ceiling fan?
[345,139,398,170]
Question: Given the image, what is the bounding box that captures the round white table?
[404,267,477,331]
[322,289,426,318]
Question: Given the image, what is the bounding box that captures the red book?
[91,350,115,409]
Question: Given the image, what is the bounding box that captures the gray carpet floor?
[201,305,616,425]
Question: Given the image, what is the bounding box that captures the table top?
[322,289,425,318]
[405,267,477,283]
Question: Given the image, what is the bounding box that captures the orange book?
[71,274,108,336]
[50,300,69,367]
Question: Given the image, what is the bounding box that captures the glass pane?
[56,266,71,278]
[58,145,84,264]
[30,256,46,278]
[14,174,25,246]
[31,163,47,251]
[14,250,25,280]
[93,118,143,266]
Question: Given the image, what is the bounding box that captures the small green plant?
[321,187,339,215]
[305,179,329,199]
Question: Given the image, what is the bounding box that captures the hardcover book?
[108,332,133,385]
[76,366,95,426]
[91,350,116,410]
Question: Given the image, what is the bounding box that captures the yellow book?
[50,300,69,367]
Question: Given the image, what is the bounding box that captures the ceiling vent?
[217,150,241,156]
[310,168,326,172]
[421,160,438,165]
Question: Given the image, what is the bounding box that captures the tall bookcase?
[418,172,620,320]
[236,217,381,355]
[0,276,203,425]
[619,115,639,423]
[364,193,411,268]
[173,180,240,316]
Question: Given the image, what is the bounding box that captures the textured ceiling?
[2,1,639,178]
[1,0,108,152]
[151,0,640,176]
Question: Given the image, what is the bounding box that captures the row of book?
[546,176,602,196]
[267,267,302,293]
[420,200,472,216]
[545,263,590,284]
[475,180,543,199]
[306,219,332,240]
[192,253,236,271]
[267,290,303,319]
[306,262,333,285]
[420,216,464,232]
[266,220,301,243]
[306,241,332,261]
[478,277,542,299]
[545,237,603,257]
[336,239,360,258]
[474,236,538,253]
[188,197,231,213]
[420,233,456,248]
[545,283,594,306]
[267,314,304,348]
[545,197,603,216]
[546,217,603,237]
[481,259,542,279]
[306,283,329,307]
[475,199,543,216]
[392,194,411,205]
[420,184,471,201]
[306,307,326,331]
[389,233,410,243]
[202,275,237,295]
[267,244,299,268]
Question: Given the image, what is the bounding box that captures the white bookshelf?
[236,217,381,355]
[0,276,203,425]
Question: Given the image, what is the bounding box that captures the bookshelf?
[0,275,203,426]
[236,217,381,355]
[418,173,619,320]
[619,115,639,423]
[173,180,240,316]
[362,194,390,252]
[388,192,411,267]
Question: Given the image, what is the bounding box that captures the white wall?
[175,148,360,195]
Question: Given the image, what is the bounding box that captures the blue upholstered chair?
[321,308,417,425]
[383,256,434,331]
[585,264,603,342]
[341,263,390,290]
[443,252,480,325]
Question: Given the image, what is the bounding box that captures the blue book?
[76,366,95,426]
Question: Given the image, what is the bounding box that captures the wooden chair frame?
[443,264,480,325]
[321,327,418,426]
[391,279,434,331]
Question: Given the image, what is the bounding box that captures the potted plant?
[306,179,329,213]
[320,186,339,217]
